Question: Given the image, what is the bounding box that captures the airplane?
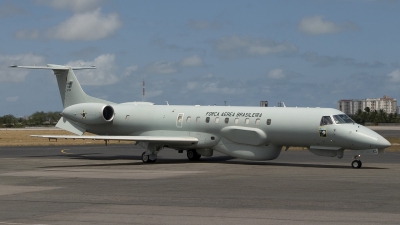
[10,64,391,168]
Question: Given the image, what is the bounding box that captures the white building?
[338,95,397,115]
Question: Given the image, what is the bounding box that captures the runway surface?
[0,144,400,224]
[368,126,400,138]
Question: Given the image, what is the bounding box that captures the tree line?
[0,111,61,128]
[349,107,400,125]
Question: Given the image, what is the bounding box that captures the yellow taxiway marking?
[60,149,70,154]
[61,149,89,157]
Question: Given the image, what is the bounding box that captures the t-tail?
[10,64,114,107]
[10,64,115,135]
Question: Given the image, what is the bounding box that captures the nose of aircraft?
[355,126,391,149]
[335,124,391,150]
[376,135,391,149]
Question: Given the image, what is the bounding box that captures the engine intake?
[102,105,114,121]
[62,103,115,125]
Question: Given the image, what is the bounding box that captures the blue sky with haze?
[0,0,399,116]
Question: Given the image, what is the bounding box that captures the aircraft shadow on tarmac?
[35,152,387,170]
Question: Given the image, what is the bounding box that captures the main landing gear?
[142,152,156,163]
[187,149,201,161]
[351,154,362,169]
[141,143,161,163]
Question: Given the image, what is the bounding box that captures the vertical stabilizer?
[53,67,114,108]
[54,68,86,108]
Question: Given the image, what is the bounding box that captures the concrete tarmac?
[0,144,400,225]
[368,126,400,138]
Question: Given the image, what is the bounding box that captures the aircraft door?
[176,113,184,128]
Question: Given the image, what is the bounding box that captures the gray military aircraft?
[11,64,391,168]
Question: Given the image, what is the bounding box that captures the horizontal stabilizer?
[56,117,86,135]
[31,135,198,145]
[9,64,96,70]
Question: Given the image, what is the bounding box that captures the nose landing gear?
[351,155,362,169]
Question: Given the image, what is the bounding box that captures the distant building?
[338,95,397,115]
[260,101,268,107]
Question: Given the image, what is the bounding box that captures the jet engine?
[62,103,114,125]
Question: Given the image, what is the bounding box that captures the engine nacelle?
[62,103,114,125]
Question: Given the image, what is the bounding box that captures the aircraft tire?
[142,152,150,163]
[149,158,157,163]
[187,149,200,161]
[351,160,362,169]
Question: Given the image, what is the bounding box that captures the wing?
[31,135,198,145]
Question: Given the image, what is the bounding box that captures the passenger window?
[196,117,200,122]
[215,117,219,123]
[320,116,333,126]
[267,119,271,125]
[206,117,210,123]
[234,118,239,124]
[255,118,260,125]
[186,116,191,122]
[245,118,249,124]
[225,118,229,124]
[178,115,182,122]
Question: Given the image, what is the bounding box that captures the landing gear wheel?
[149,158,157,163]
[187,150,195,160]
[351,160,362,169]
[187,149,201,161]
[142,152,157,163]
[142,152,150,163]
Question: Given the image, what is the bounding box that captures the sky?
[0,0,400,116]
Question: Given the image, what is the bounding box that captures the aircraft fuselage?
[76,104,390,161]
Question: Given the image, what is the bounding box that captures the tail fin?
[10,64,114,108]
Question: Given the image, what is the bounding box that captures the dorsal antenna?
[142,78,145,102]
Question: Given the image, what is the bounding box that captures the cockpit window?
[332,114,354,124]
[320,116,333,126]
